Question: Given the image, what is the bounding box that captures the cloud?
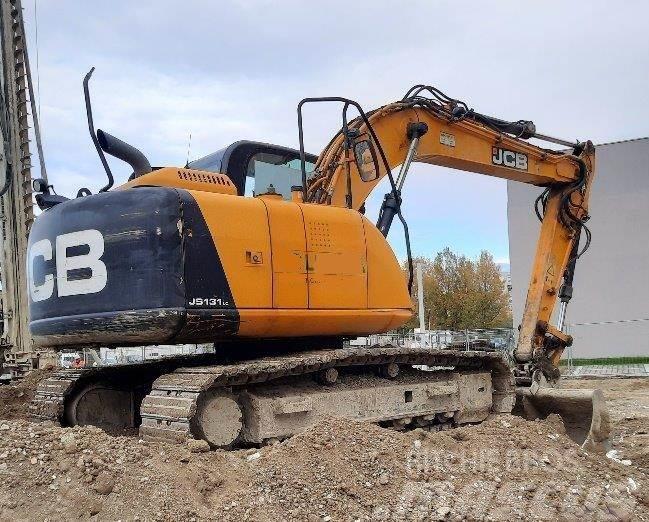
[22,0,649,260]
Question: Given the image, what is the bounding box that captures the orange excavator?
[28,75,608,450]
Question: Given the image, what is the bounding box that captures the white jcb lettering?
[56,230,107,297]
[516,153,528,170]
[492,147,528,171]
[28,229,107,301]
[28,238,54,302]
[492,148,502,165]
[503,151,516,168]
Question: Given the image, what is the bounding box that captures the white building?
[507,138,649,358]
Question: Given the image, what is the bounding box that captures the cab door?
[301,205,368,309]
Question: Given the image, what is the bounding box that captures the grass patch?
[559,356,649,366]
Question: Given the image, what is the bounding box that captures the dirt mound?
[0,414,646,521]
[223,415,646,521]
[0,373,647,520]
[0,367,55,420]
[0,420,218,520]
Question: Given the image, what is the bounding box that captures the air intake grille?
[177,170,232,186]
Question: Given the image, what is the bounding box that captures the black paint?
[28,186,240,347]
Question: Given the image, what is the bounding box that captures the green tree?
[405,248,512,330]
[468,251,512,328]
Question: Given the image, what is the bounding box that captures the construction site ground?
[0,371,647,521]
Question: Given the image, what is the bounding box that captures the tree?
[406,248,512,331]
[470,251,512,328]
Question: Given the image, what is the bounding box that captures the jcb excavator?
[28,75,608,450]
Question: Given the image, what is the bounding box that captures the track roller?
[194,391,244,448]
[379,363,399,379]
[315,367,338,385]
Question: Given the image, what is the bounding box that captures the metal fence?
[347,328,516,360]
[56,344,215,368]
[58,331,518,369]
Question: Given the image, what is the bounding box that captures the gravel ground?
[0,373,647,521]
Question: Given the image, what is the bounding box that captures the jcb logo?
[492,147,528,171]
[28,229,107,302]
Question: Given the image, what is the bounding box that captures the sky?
[22,0,649,264]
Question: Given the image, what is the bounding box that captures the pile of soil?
[0,373,647,520]
[0,414,646,521]
[224,415,647,521]
[0,367,54,420]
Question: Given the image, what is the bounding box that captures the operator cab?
[189,141,317,200]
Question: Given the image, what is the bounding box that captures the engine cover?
[28,184,412,348]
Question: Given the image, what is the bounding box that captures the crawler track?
[139,347,514,443]
[31,347,514,446]
[30,353,218,424]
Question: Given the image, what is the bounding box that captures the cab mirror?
[353,139,380,182]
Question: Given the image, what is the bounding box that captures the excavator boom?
[298,87,606,450]
[303,90,595,385]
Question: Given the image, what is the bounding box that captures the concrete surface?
[563,364,649,378]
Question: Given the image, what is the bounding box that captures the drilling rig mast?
[0,0,46,380]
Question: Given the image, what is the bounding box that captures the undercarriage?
[31,346,515,448]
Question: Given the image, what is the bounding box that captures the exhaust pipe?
[97,129,152,178]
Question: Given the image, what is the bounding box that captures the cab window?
[246,154,314,200]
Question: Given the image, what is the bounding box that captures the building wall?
[507,138,649,358]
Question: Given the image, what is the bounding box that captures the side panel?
[28,188,411,345]
[301,205,368,310]
[362,217,413,311]
[236,309,412,337]
[261,199,308,309]
[189,191,272,309]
